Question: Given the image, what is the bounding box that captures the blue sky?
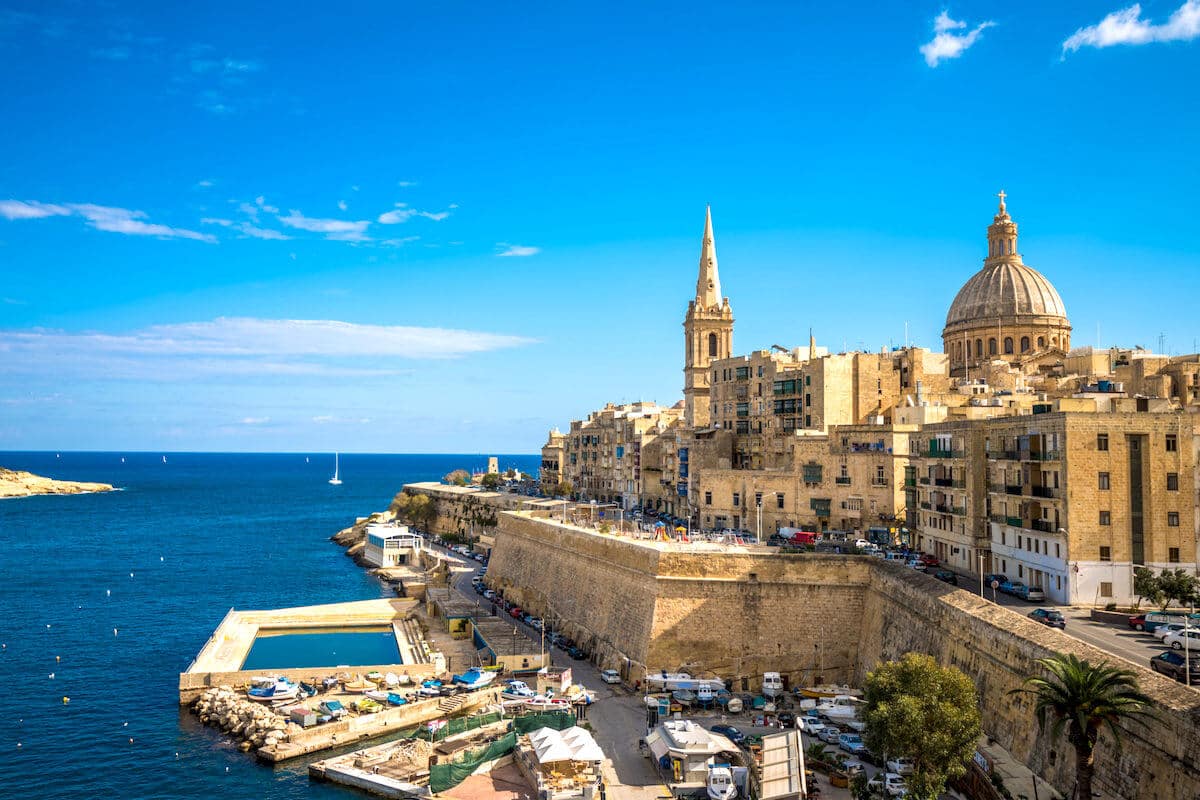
[2,1,1199,453]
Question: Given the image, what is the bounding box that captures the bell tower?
[683,205,734,428]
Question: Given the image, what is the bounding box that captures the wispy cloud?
[191,55,261,75]
[196,179,214,188]
[396,180,418,187]
[381,236,420,247]
[312,415,372,424]
[1063,1,1200,54]
[240,416,271,425]
[377,202,456,224]
[2,199,214,242]
[338,200,348,211]
[280,210,371,241]
[496,243,540,257]
[919,10,995,67]
[0,318,538,383]
[202,217,289,240]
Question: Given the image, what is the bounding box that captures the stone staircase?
[437,694,466,714]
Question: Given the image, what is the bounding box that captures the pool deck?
[180,598,436,703]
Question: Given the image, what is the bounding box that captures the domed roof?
[945,260,1068,327]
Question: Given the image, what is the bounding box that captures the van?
[762,671,784,698]
[1143,611,1200,633]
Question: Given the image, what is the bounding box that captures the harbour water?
[0,451,536,799]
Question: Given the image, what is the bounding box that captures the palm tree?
[1011,653,1153,800]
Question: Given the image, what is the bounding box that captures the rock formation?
[192,686,296,752]
[0,468,114,499]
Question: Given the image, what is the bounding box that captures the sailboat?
[328,453,343,485]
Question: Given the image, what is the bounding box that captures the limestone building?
[539,429,565,494]
[943,193,1071,377]
[682,206,733,429]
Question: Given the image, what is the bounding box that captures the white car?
[600,669,621,684]
[1164,629,1200,650]
[1154,623,1187,641]
[868,772,908,797]
[853,538,871,549]
[886,756,916,775]
[798,716,827,736]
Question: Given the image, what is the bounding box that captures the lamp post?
[756,492,779,542]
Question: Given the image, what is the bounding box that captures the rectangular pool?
[241,626,402,671]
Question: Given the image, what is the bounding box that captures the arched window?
[1037,336,1045,348]
[1050,336,1057,348]
[1020,336,1030,352]
[988,338,997,355]
[1004,337,1014,355]
[708,332,718,358]
[975,339,983,358]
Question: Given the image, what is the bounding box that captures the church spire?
[987,189,1018,261]
[695,205,721,308]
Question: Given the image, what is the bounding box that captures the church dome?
[945,260,1067,326]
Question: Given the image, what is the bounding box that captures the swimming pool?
[240,626,402,670]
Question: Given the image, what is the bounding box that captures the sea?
[0,451,538,800]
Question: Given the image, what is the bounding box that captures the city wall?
[487,510,1200,800]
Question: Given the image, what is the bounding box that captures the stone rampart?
[486,511,1200,800]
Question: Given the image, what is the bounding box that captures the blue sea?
[0,452,537,800]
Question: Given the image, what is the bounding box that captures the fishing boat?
[384,672,401,688]
[707,765,738,800]
[726,696,744,714]
[298,682,318,697]
[696,685,715,706]
[797,684,861,699]
[452,668,497,690]
[501,680,536,701]
[321,676,340,692]
[320,699,347,719]
[386,692,408,706]
[355,697,383,713]
[672,689,697,707]
[343,675,377,692]
[364,689,390,703]
[815,694,864,722]
[328,452,342,485]
[247,676,300,702]
[421,678,443,689]
[525,693,571,712]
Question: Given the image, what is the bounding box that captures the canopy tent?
[527,726,605,764]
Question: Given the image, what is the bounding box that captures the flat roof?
[473,616,542,656]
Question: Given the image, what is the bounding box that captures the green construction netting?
[512,711,577,733]
[428,731,518,793]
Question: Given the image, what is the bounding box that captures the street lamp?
[756,492,780,542]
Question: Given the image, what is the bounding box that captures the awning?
[528,726,607,764]
[645,730,670,760]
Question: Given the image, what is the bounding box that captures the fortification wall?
[486,511,1200,800]
[402,482,528,538]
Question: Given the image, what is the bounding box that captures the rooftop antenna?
[1158,332,1167,354]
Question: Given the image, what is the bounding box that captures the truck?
[778,527,819,546]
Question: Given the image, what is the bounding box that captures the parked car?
[1128,614,1148,631]
[984,573,1009,588]
[933,569,957,585]
[1150,651,1200,683]
[852,538,871,549]
[905,559,926,572]
[868,772,909,797]
[838,732,868,755]
[568,646,587,660]
[1016,585,1046,602]
[1164,629,1200,650]
[710,724,746,745]
[919,553,940,567]
[798,717,827,736]
[600,669,621,684]
[886,756,916,775]
[483,589,496,600]
[1000,581,1026,596]
[1152,623,1188,641]
[777,711,796,728]
[1028,608,1066,628]
[508,606,523,619]
[818,725,844,745]
[837,757,866,777]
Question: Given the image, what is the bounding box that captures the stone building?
[943,193,1072,377]
[682,206,734,429]
[560,402,681,510]
[539,429,565,494]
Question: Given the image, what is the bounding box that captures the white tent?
[560,727,605,762]
[528,727,606,764]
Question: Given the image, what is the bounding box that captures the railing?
[920,501,932,510]
[952,479,966,488]
[918,476,931,485]
[872,478,889,487]
[1005,485,1024,495]
[1030,486,1059,499]
[1006,516,1023,527]
[988,483,1006,493]
[904,478,916,488]
[928,448,964,459]
[989,514,1008,525]
[835,476,852,485]
[1032,519,1056,533]
[991,450,1020,460]
[1028,451,1062,461]
[935,478,954,487]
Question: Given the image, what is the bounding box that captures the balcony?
[1030,486,1059,499]
[835,476,852,485]
[927,447,964,459]
[1005,484,1023,496]
[920,501,932,510]
[1007,515,1023,527]
[904,478,916,488]
[872,478,889,487]
[1032,518,1056,533]
[990,450,1020,460]
[1027,451,1062,462]
[918,476,931,485]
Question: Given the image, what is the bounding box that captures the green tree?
[1156,568,1198,610]
[480,472,503,489]
[1010,653,1152,800]
[443,468,471,486]
[388,491,411,518]
[849,772,872,800]
[862,652,982,800]
[554,480,573,498]
[804,742,830,769]
[1132,567,1162,611]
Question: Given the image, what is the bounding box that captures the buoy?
[106,590,111,597]
[123,721,128,727]
[56,655,60,662]
[62,697,69,705]
[16,742,20,748]
[48,673,54,679]
[46,624,51,629]
[113,629,118,636]
[160,556,164,562]
[130,572,133,578]
[129,737,134,744]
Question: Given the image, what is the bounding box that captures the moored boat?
[525,693,571,712]
[501,680,535,701]
[797,684,861,699]
[364,689,390,703]
[343,675,377,692]
[707,765,738,800]
[672,689,696,707]
[386,692,408,706]
[299,682,318,697]
[247,676,300,702]
[452,667,497,690]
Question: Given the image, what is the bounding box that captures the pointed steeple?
[695,205,721,308]
[809,328,816,361]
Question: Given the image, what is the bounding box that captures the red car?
[509,606,523,619]
[920,553,940,567]
[1128,614,1147,631]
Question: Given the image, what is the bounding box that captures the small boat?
[394,673,411,685]
[299,682,318,697]
[708,765,738,800]
[525,693,570,712]
[417,686,442,698]
[365,689,390,703]
[452,668,497,690]
[247,676,300,702]
[672,689,696,707]
[328,452,343,485]
[386,692,408,706]
[356,697,383,713]
[815,694,864,722]
[501,680,536,700]
[697,685,715,706]
[421,678,443,689]
[320,699,347,719]
[322,676,340,692]
[366,671,383,682]
[344,675,377,692]
[384,672,401,688]
[726,696,744,714]
[751,696,767,711]
[797,684,861,699]
[564,684,594,705]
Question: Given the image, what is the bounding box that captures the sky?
[1,1,1199,454]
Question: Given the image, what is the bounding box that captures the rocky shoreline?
[0,467,115,499]
[192,687,294,752]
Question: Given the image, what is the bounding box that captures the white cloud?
[312,415,372,424]
[201,217,234,227]
[196,179,214,188]
[380,236,420,247]
[279,210,370,241]
[1063,1,1200,54]
[378,202,455,224]
[338,200,348,211]
[0,200,71,220]
[0,318,537,382]
[240,416,270,425]
[919,10,995,67]
[255,195,278,213]
[496,243,540,257]
[238,223,289,240]
[2,199,214,242]
[396,180,418,187]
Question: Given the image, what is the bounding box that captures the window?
[755,492,763,507]
[1099,546,1111,561]
[1170,547,1181,563]
[1100,582,1113,598]
[1098,472,1110,490]
[1097,434,1108,451]
[988,338,997,355]
[704,491,712,506]
[708,333,718,358]
[1168,473,1179,491]
[732,492,740,507]
[975,339,983,358]
[805,375,811,386]
[1004,337,1013,354]
[1037,336,1045,348]
[1020,336,1030,352]
[1168,512,1180,527]
[1099,510,1110,525]
[1055,542,1060,558]
[1166,434,1178,452]
[1018,565,1024,578]
[777,493,784,509]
